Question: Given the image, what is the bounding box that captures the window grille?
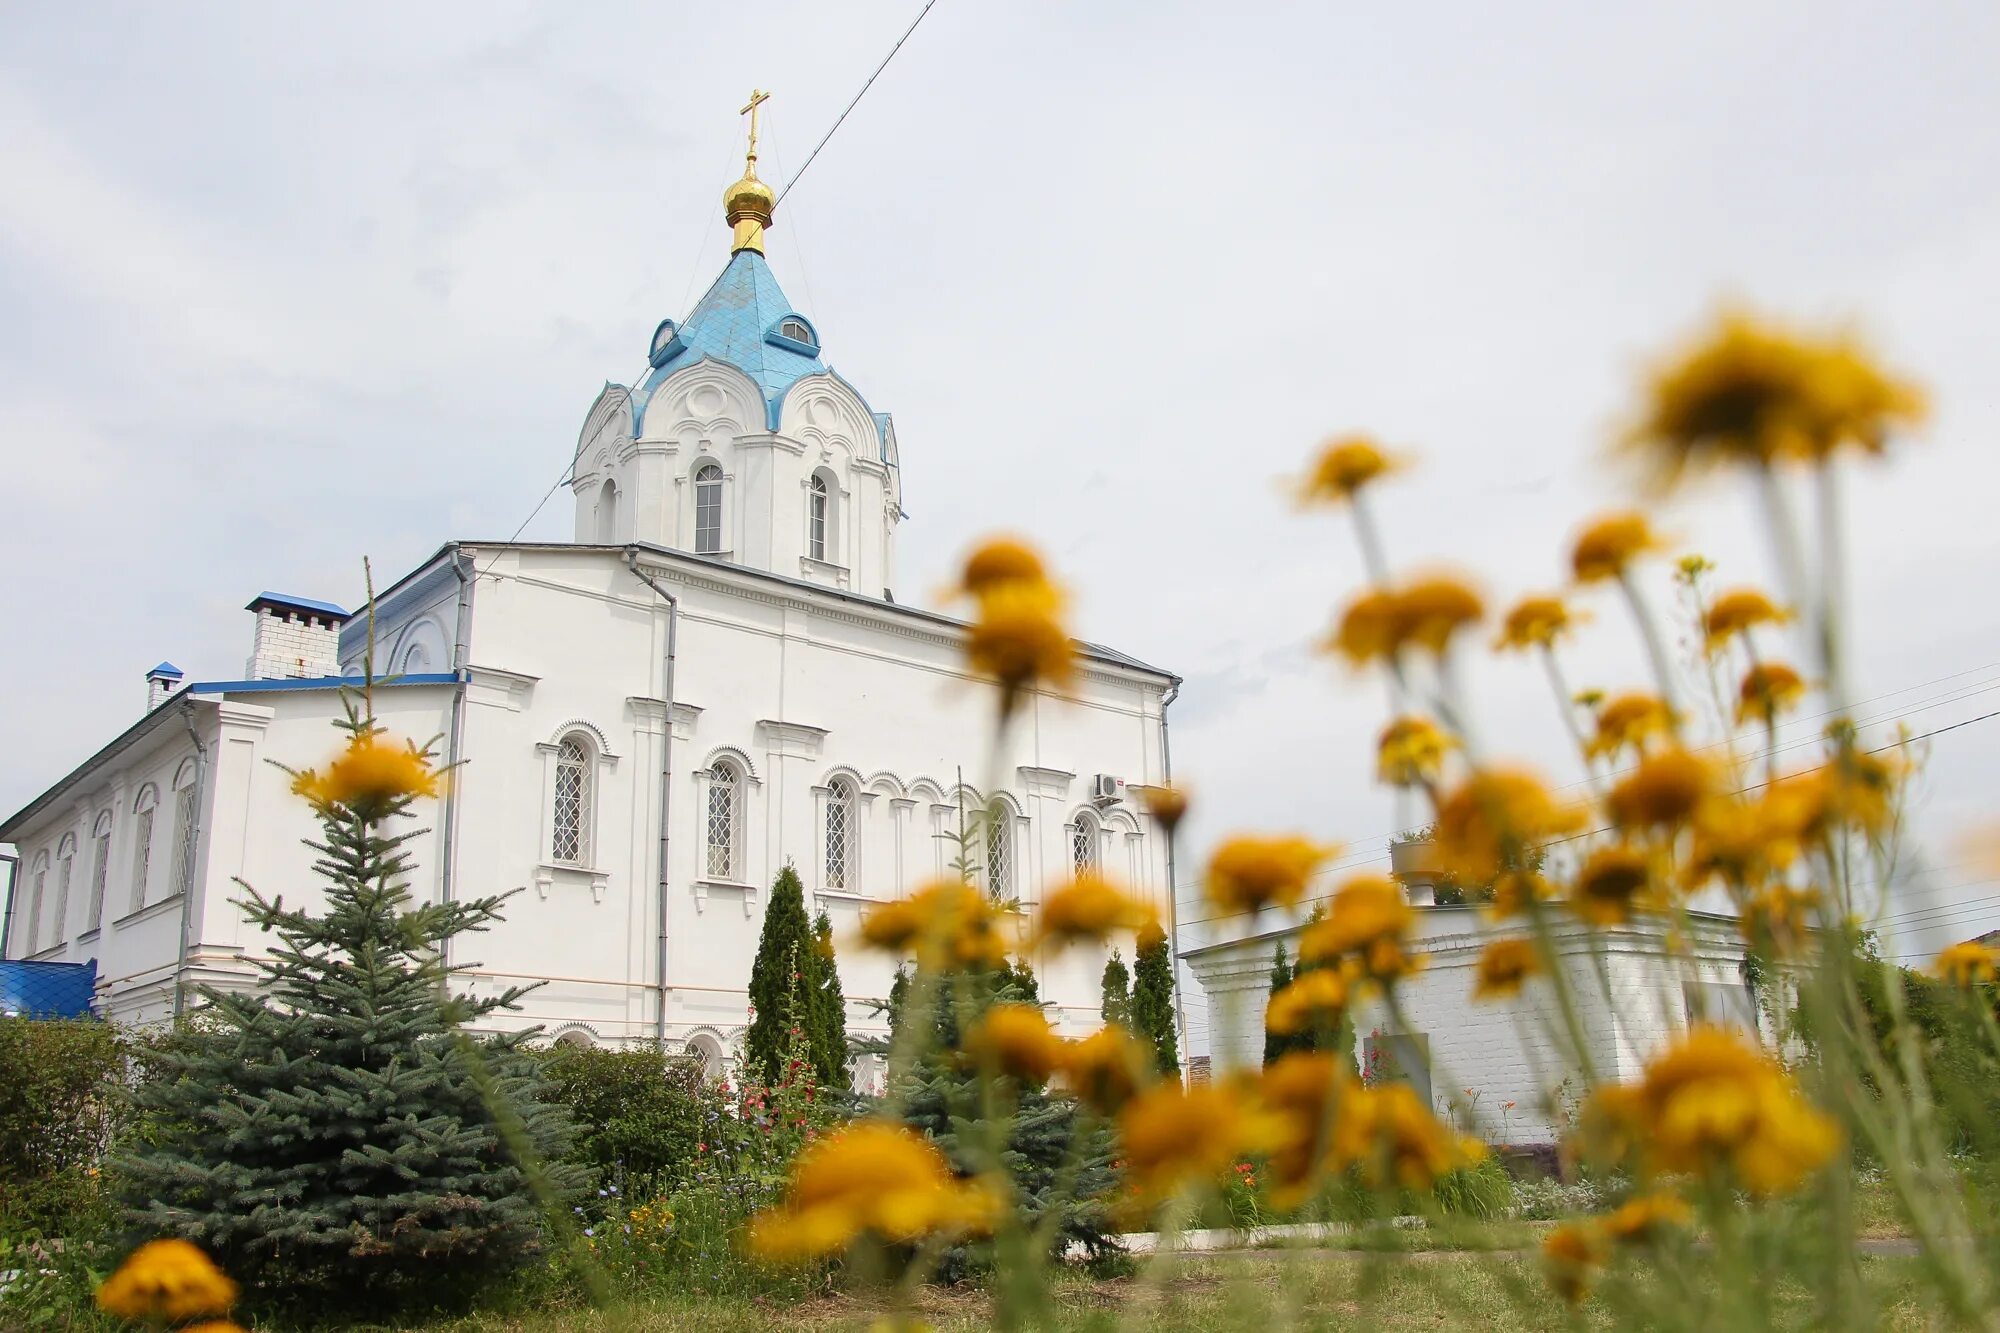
[129,789,156,914]
[25,859,47,954]
[825,778,854,889]
[170,779,198,898]
[52,836,75,946]
[553,738,590,864]
[706,765,738,879]
[1071,816,1098,874]
[808,475,829,562]
[694,464,723,554]
[87,814,113,931]
[780,317,815,345]
[986,813,1012,897]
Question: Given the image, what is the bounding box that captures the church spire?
[723,89,777,255]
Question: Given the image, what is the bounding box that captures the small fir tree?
[113,697,584,1315]
[1131,923,1180,1078]
[745,865,818,1087]
[1100,948,1131,1028]
[810,909,849,1090]
[1263,941,1297,1066]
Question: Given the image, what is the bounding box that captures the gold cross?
[740,89,770,161]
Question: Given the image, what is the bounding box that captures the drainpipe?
[0,851,18,959]
[172,700,210,1022]
[623,548,680,1045]
[1160,677,1188,1080]
[437,549,476,954]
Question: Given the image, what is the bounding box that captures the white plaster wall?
[1183,908,1754,1145]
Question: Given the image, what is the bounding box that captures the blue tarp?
[0,959,98,1018]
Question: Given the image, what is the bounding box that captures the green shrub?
[534,1043,708,1198]
[0,1019,127,1241]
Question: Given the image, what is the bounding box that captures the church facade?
[0,127,1180,1078]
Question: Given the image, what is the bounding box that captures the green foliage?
[1131,924,1179,1078]
[0,1018,126,1240]
[533,1043,707,1197]
[110,704,587,1318]
[1263,943,1297,1067]
[1099,949,1131,1028]
[879,961,1117,1282]
[746,866,831,1088]
[810,910,849,1091]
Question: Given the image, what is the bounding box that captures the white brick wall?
[247,609,342,680]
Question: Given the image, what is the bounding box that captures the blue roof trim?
[190,672,461,694]
[248,592,348,618]
[147,661,183,679]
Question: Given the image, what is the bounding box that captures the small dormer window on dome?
[765,314,819,354]
[649,318,682,368]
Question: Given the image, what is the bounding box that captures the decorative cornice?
[1017,766,1076,800]
[734,432,807,456]
[756,719,829,758]
[670,702,702,741]
[467,664,539,711]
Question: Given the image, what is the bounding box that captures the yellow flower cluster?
[1703,587,1789,652]
[1585,692,1675,761]
[1624,308,1926,487]
[859,880,1012,970]
[1492,593,1578,652]
[1433,768,1584,884]
[1472,937,1541,998]
[1934,940,1998,987]
[747,1121,1001,1261]
[952,537,1072,709]
[1540,1192,1691,1303]
[1737,661,1807,727]
[1375,715,1454,788]
[1203,834,1337,915]
[1263,964,1355,1036]
[1297,434,1403,505]
[290,730,442,815]
[1575,1025,1838,1196]
[1031,872,1157,947]
[1299,873,1421,984]
[965,1003,1069,1086]
[96,1238,240,1325]
[1328,575,1485,665]
[1569,511,1662,584]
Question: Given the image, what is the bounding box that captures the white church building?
[0,123,1181,1078]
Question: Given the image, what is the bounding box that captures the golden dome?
[724,89,777,254]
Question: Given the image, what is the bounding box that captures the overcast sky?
[4,3,1997,1036]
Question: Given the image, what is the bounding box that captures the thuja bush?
[532,1042,709,1201]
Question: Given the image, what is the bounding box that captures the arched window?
[693,463,723,555]
[808,474,829,562]
[552,735,593,865]
[554,1028,594,1050]
[23,852,48,955]
[824,776,856,889]
[986,808,1013,898]
[86,811,114,932]
[779,317,816,347]
[706,760,740,880]
[1070,811,1100,875]
[52,834,77,946]
[129,784,158,914]
[597,478,619,543]
[169,760,199,899]
[685,1032,724,1078]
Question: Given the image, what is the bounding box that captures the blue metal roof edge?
[189,672,461,694]
[248,592,349,618]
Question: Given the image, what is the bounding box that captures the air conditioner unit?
[1090,774,1123,804]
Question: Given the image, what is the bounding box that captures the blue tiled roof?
[634,250,825,432]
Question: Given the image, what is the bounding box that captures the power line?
[773,0,943,208]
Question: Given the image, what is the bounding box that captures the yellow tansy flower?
[965,1003,1067,1085]
[1299,874,1420,983]
[1569,845,1653,926]
[290,731,442,815]
[1739,883,1819,958]
[1299,434,1402,504]
[1141,783,1189,833]
[1328,587,1405,666]
[1257,1052,1353,1206]
[1473,937,1541,999]
[1493,593,1578,652]
[1606,748,1715,830]
[747,1121,1000,1260]
[1485,868,1554,921]
[1434,768,1585,884]
[1704,587,1790,652]
[1586,692,1675,760]
[1032,872,1156,947]
[966,580,1073,702]
[1058,1023,1155,1114]
[96,1239,238,1322]
[1934,940,1999,987]
[859,880,1011,970]
[1116,1082,1281,1209]
[1570,511,1662,584]
[952,536,1049,599]
[1737,662,1807,727]
[1602,1191,1692,1245]
[1330,1081,1484,1191]
[1264,965,1355,1035]
[1376,715,1455,788]
[1541,1221,1607,1304]
[1204,834,1337,915]
[1638,1024,1839,1195]
[1395,576,1485,656]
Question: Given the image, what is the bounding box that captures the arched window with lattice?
[86,811,114,933]
[824,776,856,890]
[129,784,158,914]
[551,734,594,866]
[986,807,1014,898]
[694,463,724,555]
[169,759,200,899]
[1070,810,1100,875]
[52,833,77,946]
[706,760,742,880]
